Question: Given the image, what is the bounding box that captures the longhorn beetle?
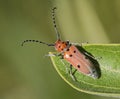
[21,7,100,81]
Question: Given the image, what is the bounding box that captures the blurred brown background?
[0,0,120,99]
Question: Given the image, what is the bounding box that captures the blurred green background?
[0,0,120,99]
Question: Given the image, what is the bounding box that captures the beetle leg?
[84,52,102,60]
[71,42,82,46]
[57,53,64,59]
[45,53,56,57]
[72,42,88,46]
[69,64,77,81]
[72,69,77,75]
[45,52,63,58]
[60,60,69,74]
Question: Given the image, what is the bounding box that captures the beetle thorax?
[55,40,69,52]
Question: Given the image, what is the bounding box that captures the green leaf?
[49,44,120,98]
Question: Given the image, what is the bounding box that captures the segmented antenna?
[21,7,60,46]
[21,40,54,46]
[52,7,60,40]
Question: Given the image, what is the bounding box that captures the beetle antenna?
[21,40,55,46]
[52,7,60,40]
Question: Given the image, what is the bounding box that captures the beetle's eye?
[66,41,69,44]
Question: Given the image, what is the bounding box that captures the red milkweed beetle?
[21,7,100,81]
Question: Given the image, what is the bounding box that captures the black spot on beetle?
[69,54,73,57]
[66,48,69,51]
[77,65,80,68]
[73,50,76,53]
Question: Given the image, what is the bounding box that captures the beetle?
[21,7,100,81]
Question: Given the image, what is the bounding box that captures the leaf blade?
[49,44,120,98]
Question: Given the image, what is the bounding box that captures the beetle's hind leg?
[60,62,77,81]
[84,52,102,60]
[69,64,77,81]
